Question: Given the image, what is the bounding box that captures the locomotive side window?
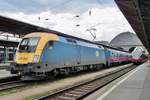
[66,38,76,43]
[48,41,54,46]
[45,41,54,49]
[98,46,102,48]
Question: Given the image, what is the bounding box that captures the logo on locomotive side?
[96,51,100,57]
[19,57,28,60]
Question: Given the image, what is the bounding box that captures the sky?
[0,0,135,42]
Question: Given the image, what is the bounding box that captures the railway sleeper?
[69,90,86,94]
[64,93,81,97]
[58,95,76,100]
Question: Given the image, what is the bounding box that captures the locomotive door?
[76,45,81,65]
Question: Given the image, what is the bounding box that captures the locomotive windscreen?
[18,37,40,52]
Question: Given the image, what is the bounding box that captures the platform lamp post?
[13,33,16,62]
[0,32,8,63]
[4,35,8,63]
[4,46,6,63]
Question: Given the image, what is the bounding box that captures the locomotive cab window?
[19,37,40,52]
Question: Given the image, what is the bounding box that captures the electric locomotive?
[131,47,147,64]
[11,32,107,80]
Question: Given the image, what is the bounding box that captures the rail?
[36,65,137,100]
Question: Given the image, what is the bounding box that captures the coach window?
[112,53,114,56]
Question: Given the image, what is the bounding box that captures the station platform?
[0,63,11,78]
[84,62,150,100]
[0,63,10,70]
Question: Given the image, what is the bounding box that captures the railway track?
[0,76,28,92]
[0,75,21,83]
[0,80,27,92]
[36,65,137,100]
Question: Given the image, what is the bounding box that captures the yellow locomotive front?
[16,37,40,64]
[11,32,58,80]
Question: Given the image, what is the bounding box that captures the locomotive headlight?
[32,55,40,63]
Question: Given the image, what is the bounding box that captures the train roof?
[35,30,130,53]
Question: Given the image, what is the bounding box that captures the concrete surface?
[87,62,150,100]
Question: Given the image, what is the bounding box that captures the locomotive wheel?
[52,69,59,77]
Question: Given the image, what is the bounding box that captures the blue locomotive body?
[40,36,106,70]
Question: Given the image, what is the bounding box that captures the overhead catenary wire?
[38,0,108,41]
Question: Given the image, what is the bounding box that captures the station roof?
[0,15,87,39]
[0,15,49,35]
[115,0,150,52]
[0,40,19,47]
[110,32,143,46]
[0,15,58,47]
